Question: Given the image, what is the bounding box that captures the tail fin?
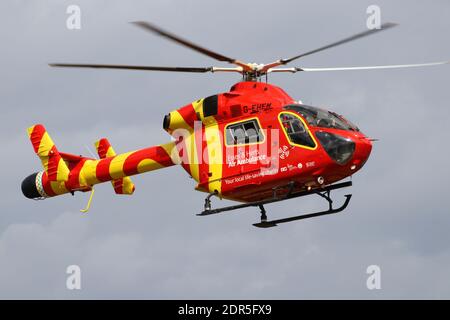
[27,124,70,182]
[94,138,135,195]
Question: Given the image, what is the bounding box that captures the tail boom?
[22,124,177,199]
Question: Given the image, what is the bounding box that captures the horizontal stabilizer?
[94,138,135,195]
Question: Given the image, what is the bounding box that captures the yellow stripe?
[169,110,193,131]
[106,145,116,157]
[187,133,200,181]
[56,159,69,181]
[79,159,100,186]
[205,118,222,195]
[40,156,50,173]
[137,158,164,173]
[109,152,133,180]
[27,126,35,138]
[37,132,54,156]
[192,99,204,121]
[121,177,135,194]
[168,111,200,181]
[188,102,204,182]
[50,180,68,195]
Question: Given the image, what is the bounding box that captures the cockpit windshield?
[284,104,359,131]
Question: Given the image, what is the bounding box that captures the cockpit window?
[279,112,316,149]
[284,104,359,131]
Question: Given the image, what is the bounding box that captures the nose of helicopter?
[350,134,373,171]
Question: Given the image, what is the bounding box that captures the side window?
[279,112,316,148]
[225,119,264,145]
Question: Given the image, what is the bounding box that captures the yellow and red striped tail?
[94,138,135,195]
[23,124,178,200]
[27,124,70,182]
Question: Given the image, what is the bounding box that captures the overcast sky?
[1,0,450,299]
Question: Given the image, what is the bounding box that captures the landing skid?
[197,181,352,228]
[252,194,351,228]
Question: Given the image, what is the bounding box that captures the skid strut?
[259,205,267,222]
[198,181,353,228]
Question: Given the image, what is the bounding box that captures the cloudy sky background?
[1,0,450,299]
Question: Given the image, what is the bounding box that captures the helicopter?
[21,21,449,228]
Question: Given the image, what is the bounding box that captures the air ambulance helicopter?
[21,21,449,227]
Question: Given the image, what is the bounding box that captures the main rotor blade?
[295,60,450,72]
[262,22,398,72]
[131,21,252,71]
[49,63,213,73]
[285,22,398,62]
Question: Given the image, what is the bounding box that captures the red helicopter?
[22,21,449,227]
